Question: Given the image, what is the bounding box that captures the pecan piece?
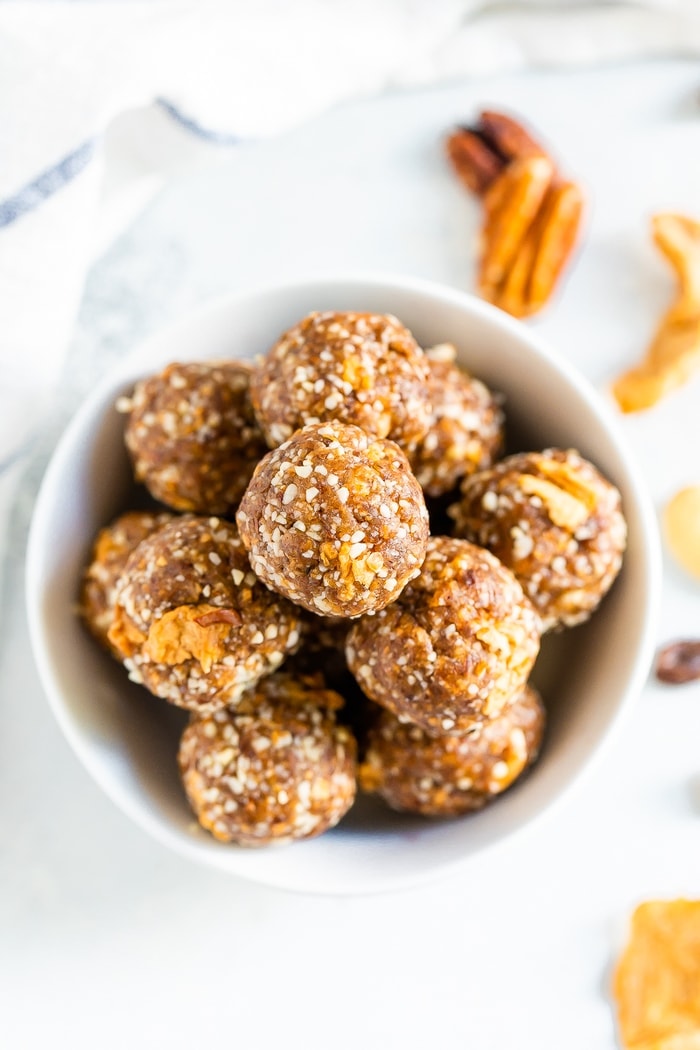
[526,179,585,313]
[478,110,546,162]
[518,474,590,531]
[479,155,553,300]
[446,127,504,196]
[497,217,539,319]
[656,640,700,684]
[446,110,546,196]
[446,109,584,317]
[194,608,242,628]
[490,173,583,318]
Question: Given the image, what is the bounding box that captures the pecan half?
[479,156,553,303]
[478,111,546,163]
[446,110,584,318]
[446,128,504,196]
[446,110,546,196]
[518,474,590,531]
[525,179,585,315]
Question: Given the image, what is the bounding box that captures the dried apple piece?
[613,214,700,412]
[663,484,700,580]
[613,900,700,1049]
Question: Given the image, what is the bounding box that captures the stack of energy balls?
[80,312,627,847]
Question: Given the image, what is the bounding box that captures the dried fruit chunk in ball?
[346,536,541,735]
[236,421,429,618]
[249,311,432,452]
[109,516,303,713]
[79,510,173,654]
[409,343,504,497]
[360,685,545,816]
[450,448,627,631]
[120,361,267,514]
[178,673,357,845]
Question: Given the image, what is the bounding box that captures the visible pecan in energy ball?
[119,361,267,514]
[109,516,303,713]
[178,673,357,845]
[346,536,541,735]
[409,343,504,497]
[450,448,627,630]
[360,684,545,816]
[236,421,430,617]
[249,311,432,451]
[79,510,173,654]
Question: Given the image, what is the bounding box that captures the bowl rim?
[26,271,662,895]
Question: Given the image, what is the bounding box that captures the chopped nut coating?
[79,510,173,655]
[122,361,266,513]
[409,343,504,497]
[360,685,545,816]
[237,421,429,618]
[179,674,357,845]
[109,516,303,713]
[250,311,432,452]
[346,536,541,735]
[450,449,626,630]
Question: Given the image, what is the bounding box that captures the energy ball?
[249,311,432,452]
[360,684,545,816]
[346,536,541,735]
[109,516,303,713]
[410,343,504,497]
[79,510,173,654]
[236,421,430,618]
[178,673,357,845]
[119,361,267,514]
[450,448,627,630]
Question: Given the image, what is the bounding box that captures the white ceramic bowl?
[27,274,660,895]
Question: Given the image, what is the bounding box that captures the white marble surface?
[3,58,700,1049]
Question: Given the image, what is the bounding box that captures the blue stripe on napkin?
[0,98,241,230]
[0,138,96,229]
[156,98,242,145]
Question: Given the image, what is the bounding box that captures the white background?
[3,58,700,1049]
